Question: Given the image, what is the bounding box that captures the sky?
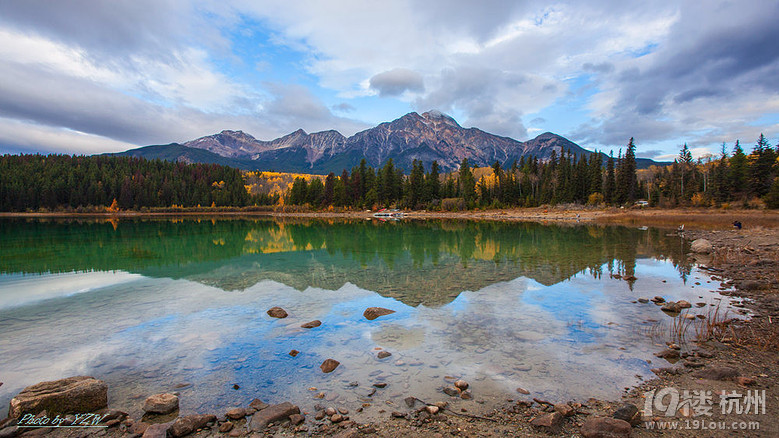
[0,0,777,161]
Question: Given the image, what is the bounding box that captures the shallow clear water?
[0,218,738,419]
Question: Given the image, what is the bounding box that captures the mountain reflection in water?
[0,218,692,307]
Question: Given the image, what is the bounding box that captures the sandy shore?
[3,207,779,230]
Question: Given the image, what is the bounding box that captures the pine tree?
[604,152,615,204]
[407,160,425,208]
[712,143,729,203]
[424,160,441,203]
[677,143,693,200]
[458,158,476,204]
[750,134,776,197]
[614,138,638,204]
[728,140,749,198]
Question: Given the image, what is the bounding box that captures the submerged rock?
[143,393,179,415]
[267,307,288,318]
[377,351,392,359]
[225,408,246,420]
[249,398,269,411]
[363,307,396,320]
[8,376,108,419]
[301,320,321,328]
[454,380,469,390]
[320,359,340,373]
[442,387,459,397]
[661,302,682,313]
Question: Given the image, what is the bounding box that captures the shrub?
[587,192,604,206]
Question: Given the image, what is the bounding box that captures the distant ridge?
[113,111,667,173]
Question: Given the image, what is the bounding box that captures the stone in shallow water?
[267,306,288,318]
[320,359,340,373]
[301,320,321,328]
[8,376,108,419]
[249,398,269,411]
[225,408,246,420]
[143,393,179,415]
[377,351,392,359]
[363,307,395,320]
[443,387,459,397]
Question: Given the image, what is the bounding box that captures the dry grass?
[598,209,779,229]
[642,303,733,346]
[725,317,779,351]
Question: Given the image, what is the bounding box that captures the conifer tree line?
[286,137,643,209]
[646,134,779,208]
[2,135,777,212]
[0,155,258,211]
[286,135,779,210]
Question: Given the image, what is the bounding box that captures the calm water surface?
[0,218,741,419]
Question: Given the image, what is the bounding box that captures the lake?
[0,218,741,419]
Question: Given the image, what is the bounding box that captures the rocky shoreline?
[2,226,778,437]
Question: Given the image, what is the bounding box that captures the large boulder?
[248,402,300,431]
[143,393,179,414]
[8,376,107,419]
[581,417,632,438]
[691,239,713,254]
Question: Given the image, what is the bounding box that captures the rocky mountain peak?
[421,110,460,127]
[126,110,669,174]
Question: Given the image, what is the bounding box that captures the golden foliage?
[243,171,325,195]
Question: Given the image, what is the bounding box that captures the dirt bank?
[4,207,779,231]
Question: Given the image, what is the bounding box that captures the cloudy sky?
[0,0,777,160]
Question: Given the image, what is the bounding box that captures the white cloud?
[0,117,137,154]
[0,0,777,155]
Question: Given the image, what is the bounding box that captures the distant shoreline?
[2,207,778,230]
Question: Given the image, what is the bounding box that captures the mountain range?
[114,110,663,173]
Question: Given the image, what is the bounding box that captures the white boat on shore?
[373,209,404,218]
